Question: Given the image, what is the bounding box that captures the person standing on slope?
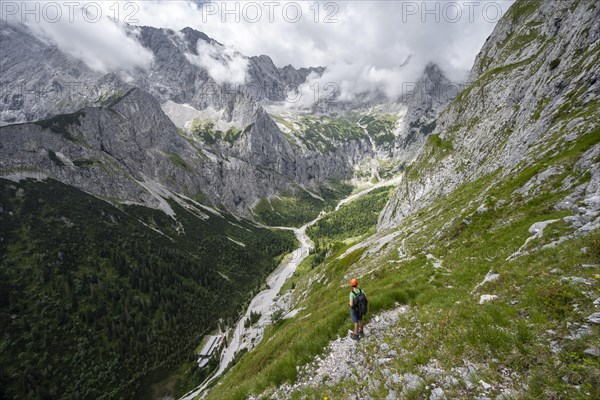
[349,278,368,340]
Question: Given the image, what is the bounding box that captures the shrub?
[539,283,577,319]
[271,308,284,325]
[428,134,453,151]
[244,311,261,328]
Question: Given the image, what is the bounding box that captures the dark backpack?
[353,289,368,317]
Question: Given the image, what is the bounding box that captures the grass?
[532,96,551,121]
[94,89,128,108]
[252,182,352,227]
[403,132,455,181]
[167,152,193,172]
[427,134,453,152]
[500,29,543,61]
[505,0,542,22]
[203,116,600,399]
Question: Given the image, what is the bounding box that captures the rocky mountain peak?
[0,22,327,126]
[180,26,215,52]
[379,0,600,229]
[389,63,458,158]
[423,62,443,77]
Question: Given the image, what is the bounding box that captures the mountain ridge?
[379,0,599,230]
[1,21,457,215]
[196,0,600,398]
[0,22,322,126]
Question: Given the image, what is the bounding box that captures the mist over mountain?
[2,0,512,104]
[1,0,598,399]
[1,17,458,213]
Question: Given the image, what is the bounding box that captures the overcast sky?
[5,0,516,100]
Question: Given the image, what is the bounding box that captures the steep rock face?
[228,108,355,182]
[0,22,104,124]
[0,88,356,212]
[207,105,366,205]
[221,92,261,127]
[0,24,321,126]
[246,55,325,101]
[278,65,304,91]
[0,89,199,207]
[180,26,215,52]
[379,0,600,229]
[135,26,216,107]
[391,63,460,161]
[247,55,290,101]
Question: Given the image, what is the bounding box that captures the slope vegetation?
[201,0,600,398]
[0,178,295,399]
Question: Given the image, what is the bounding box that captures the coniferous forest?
[0,178,296,399]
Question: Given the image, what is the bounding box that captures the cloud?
[186,41,248,84]
[4,0,516,101]
[5,1,154,78]
[129,0,515,101]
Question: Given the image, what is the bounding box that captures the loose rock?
[430,387,446,400]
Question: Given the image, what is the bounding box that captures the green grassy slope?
[202,0,600,397]
[0,178,296,400]
[280,186,394,294]
[252,182,352,228]
[286,124,599,398]
[204,123,599,399]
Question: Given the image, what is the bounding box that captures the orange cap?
[350,278,358,287]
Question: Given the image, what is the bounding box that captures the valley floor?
[200,131,600,400]
[181,177,400,400]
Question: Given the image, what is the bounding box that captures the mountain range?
[206,1,599,398]
[1,0,599,399]
[1,22,457,213]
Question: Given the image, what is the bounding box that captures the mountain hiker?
[349,278,368,340]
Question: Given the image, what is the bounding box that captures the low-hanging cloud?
[186,41,249,85]
[3,0,515,101]
[4,1,154,78]
[129,0,515,102]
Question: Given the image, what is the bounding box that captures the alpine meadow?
[0,0,599,399]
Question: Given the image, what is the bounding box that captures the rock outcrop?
[0,21,456,214]
[0,88,354,212]
[379,0,600,230]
